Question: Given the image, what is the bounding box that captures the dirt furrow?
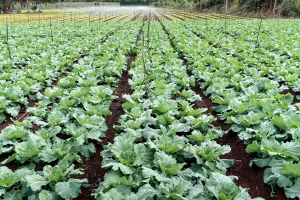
[73,53,136,200]
[130,12,142,21]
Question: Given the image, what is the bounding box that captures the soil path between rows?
[74,54,136,200]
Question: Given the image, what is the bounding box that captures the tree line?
[1,0,299,16]
[153,0,300,16]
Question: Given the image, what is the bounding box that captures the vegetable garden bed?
[0,8,299,200]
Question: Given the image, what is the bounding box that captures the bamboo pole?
[224,14,227,35]
[50,19,53,42]
[256,18,263,47]
[6,19,11,59]
[141,31,148,97]
[89,13,91,27]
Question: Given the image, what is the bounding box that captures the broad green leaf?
[44,87,63,100]
[154,151,185,176]
[282,141,300,158]
[196,141,231,162]
[280,163,300,178]
[39,190,53,200]
[43,165,65,183]
[133,143,154,167]
[285,178,300,199]
[142,167,169,182]
[2,125,28,139]
[96,188,124,200]
[0,166,20,188]
[54,178,87,200]
[160,176,190,197]
[2,189,23,200]
[0,112,5,123]
[245,141,260,153]
[47,111,66,126]
[153,103,171,114]
[15,134,46,158]
[101,171,133,189]
[24,174,48,191]
[80,143,96,158]
[272,116,288,131]
[250,157,272,167]
[206,172,240,199]
[188,181,204,198]
[260,137,283,156]
[39,145,57,163]
[155,134,187,154]
[87,127,105,142]
[6,106,20,118]
[136,184,159,199]
[130,107,142,119]
[102,158,135,175]
[111,134,138,165]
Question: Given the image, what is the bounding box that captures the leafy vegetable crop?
[1,16,299,199]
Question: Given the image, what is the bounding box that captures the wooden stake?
[89,13,91,26]
[224,15,227,35]
[50,19,53,42]
[148,11,150,39]
[256,18,263,47]
[6,19,11,59]
[141,31,148,97]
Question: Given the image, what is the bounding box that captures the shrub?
[32,5,37,11]
[278,0,300,16]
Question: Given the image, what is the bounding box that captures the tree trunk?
[199,0,202,11]
[273,0,277,15]
[26,0,30,12]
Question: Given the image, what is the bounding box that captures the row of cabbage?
[0,22,142,199]
[94,21,262,200]
[163,20,300,199]
[185,19,300,91]
[0,22,119,123]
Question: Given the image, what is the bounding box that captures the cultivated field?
[0,7,299,200]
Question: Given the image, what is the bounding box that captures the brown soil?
[130,12,142,21]
[158,13,173,21]
[103,13,128,22]
[74,54,135,200]
[143,12,148,21]
[117,13,132,22]
[216,132,287,200]
[152,13,160,21]
[166,13,186,20]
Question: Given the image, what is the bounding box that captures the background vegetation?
[1,0,299,16]
[152,0,300,16]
